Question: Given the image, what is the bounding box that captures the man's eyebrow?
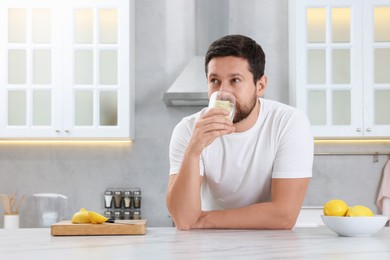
[229,73,244,78]
[208,73,244,78]
[208,73,218,78]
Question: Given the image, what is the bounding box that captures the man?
[166,35,313,230]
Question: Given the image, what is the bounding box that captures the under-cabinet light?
[0,139,133,144]
[315,139,390,144]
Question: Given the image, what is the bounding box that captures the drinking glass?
[208,91,236,121]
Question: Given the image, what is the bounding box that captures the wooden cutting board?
[51,220,147,236]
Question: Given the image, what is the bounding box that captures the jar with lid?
[123,211,131,220]
[104,211,113,219]
[123,191,132,209]
[133,210,141,220]
[114,210,122,220]
[113,191,122,208]
[104,191,113,208]
[133,190,141,209]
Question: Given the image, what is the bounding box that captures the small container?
[4,214,19,229]
[104,211,113,219]
[133,210,141,220]
[113,191,122,208]
[114,211,122,220]
[123,211,131,220]
[208,91,236,121]
[104,191,113,208]
[123,191,132,209]
[133,190,141,209]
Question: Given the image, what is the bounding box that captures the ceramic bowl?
[321,215,388,237]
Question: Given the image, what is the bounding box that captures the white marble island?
[1,227,389,259]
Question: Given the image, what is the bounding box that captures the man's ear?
[256,76,268,97]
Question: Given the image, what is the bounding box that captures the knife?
[105,217,144,225]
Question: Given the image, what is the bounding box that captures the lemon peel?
[71,208,108,224]
[71,208,91,224]
[88,211,108,224]
[346,205,374,217]
[323,199,349,216]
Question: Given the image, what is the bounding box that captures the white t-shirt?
[169,98,313,211]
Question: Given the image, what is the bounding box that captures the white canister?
[4,214,19,229]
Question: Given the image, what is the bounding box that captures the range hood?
[162,56,209,106]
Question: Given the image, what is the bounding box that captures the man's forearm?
[193,202,298,230]
[166,151,203,230]
[193,178,310,230]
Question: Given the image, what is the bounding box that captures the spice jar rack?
[103,187,142,220]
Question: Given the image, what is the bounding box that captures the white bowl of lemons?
[321,199,389,237]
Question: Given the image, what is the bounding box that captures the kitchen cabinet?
[0,0,134,139]
[289,0,390,138]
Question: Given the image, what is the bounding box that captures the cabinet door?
[0,2,63,138]
[363,0,390,137]
[0,0,133,139]
[62,0,132,139]
[289,0,363,137]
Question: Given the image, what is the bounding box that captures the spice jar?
[123,191,132,209]
[133,210,141,220]
[113,191,123,208]
[114,210,122,220]
[123,211,131,220]
[104,190,113,208]
[133,190,141,209]
[104,211,113,219]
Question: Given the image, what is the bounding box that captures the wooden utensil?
[15,195,25,213]
[51,219,147,236]
[1,194,26,214]
[1,194,11,214]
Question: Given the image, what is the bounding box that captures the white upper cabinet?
[289,0,390,138]
[0,0,134,139]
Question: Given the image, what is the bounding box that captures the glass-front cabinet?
[0,0,134,139]
[289,0,390,138]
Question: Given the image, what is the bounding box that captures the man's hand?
[187,108,235,157]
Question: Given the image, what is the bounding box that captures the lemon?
[346,205,374,217]
[323,199,349,216]
[71,208,91,224]
[212,100,231,112]
[88,211,108,224]
[71,208,108,224]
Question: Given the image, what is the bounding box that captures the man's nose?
[219,81,229,91]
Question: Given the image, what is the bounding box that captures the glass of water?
[208,91,236,121]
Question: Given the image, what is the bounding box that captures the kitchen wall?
[0,0,388,228]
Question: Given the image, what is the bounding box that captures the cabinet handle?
[65,130,70,133]
[55,130,60,133]
[366,128,371,132]
[356,128,362,132]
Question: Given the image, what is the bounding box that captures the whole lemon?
[346,205,374,217]
[323,199,349,216]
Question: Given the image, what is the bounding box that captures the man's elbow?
[277,214,298,230]
[172,216,195,231]
[174,222,192,231]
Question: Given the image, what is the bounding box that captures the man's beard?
[233,94,258,124]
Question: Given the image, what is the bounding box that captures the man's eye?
[231,78,240,83]
[210,79,219,84]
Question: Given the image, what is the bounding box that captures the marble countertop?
[1,227,389,259]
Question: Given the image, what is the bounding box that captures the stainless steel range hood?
[162,56,209,106]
